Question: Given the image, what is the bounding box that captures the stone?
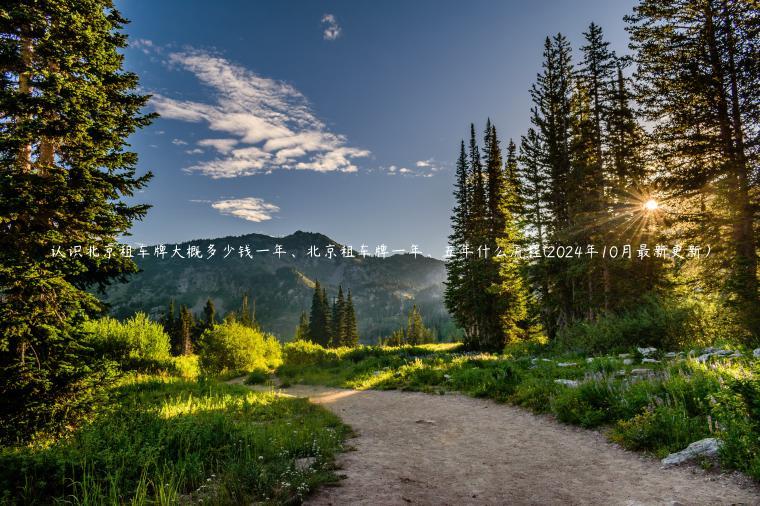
[637,347,657,356]
[631,368,653,376]
[295,457,317,472]
[415,419,436,425]
[586,357,594,363]
[661,438,723,468]
[753,348,760,358]
[554,379,579,388]
[623,358,634,365]
[641,358,660,364]
[696,354,712,363]
[619,353,632,358]
[665,352,677,358]
[557,362,577,367]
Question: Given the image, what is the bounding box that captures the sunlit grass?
[0,375,349,504]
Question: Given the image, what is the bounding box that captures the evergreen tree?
[163,299,177,340]
[444,141,472,343]
[294,311,309,341]
[0,0,155,442]
[331,285,346,347]
[202,298,216,330]
[177,305,194,356]
[627,0,759,339]
[528,33,575,335]
[308,281,331,347]
[240,293,252,327]
[343,290,359,347]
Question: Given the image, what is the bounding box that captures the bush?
[83,313,171,363]
[198,322,282,376]
[282,340,342,367]
[245,368,271,385]
[555,295,710,354]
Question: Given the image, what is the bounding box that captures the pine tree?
[331,285,346,347]
[308,281,331,347]
[178,305,194,355]
[627,0,759,339]
[0,0,155,441]
[528,33,576,334]
[163,299,177,340]
[343,290,359,347]
[444,141,472,343]
[203,298,216,331]
[240,293,252,327]
[294,311,309,341]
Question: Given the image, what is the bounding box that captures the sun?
[643,199,659,211]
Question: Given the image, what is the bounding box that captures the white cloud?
[131,38,155,54]
[197,138,238,154]
[321,14,341,40]
[211,197,279,222]
[172,138,188,146]
[152,50,368,178]
[185,148,204,155]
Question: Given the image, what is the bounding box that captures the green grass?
[0,375,348,505]
[278,341,760,480]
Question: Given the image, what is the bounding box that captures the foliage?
[245,368,271,385]
[306,281,359,348]
[0,0,154,444]
[198,322,282,376]
[0,375,347,504]
[554,295,712,354]
[383,305,436,346]
[83,313,171,363]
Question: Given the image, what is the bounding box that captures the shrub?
[83,313,171,363]
[555,294,710,354]
[282,340,342,367]
[245,368,271,385]
[198,322,282,375]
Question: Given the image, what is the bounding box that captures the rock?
[753,348,760,358]
[696,354,712,363]
[443,374,451,380]
[641,358,660,364]
[586,357,594,363]
[665,352,677,358]
[715,349,733,356]
[637,347,657,356]
[729,352,743,358]
[661,438,723,468]
[619,353,632,358]
[615,369,627,377]
[415,419,436,425]
[703,347,719,354]
[557,362,577,367]
[623,358,634,365]
[295,457,317,472]
[631,368,653,376]
[554,379,579,388]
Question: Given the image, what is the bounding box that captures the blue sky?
[119,0,637,258]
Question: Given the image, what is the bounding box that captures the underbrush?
[0,375,348,504]
[279,341,760,480]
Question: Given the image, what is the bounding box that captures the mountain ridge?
[101,230,458,342]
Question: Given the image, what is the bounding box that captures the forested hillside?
[100,231,457,341]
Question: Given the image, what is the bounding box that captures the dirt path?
[236,380,759,505]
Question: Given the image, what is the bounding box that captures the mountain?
[99,231,459,342]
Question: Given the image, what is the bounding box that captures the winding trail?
[235,380,760,505]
